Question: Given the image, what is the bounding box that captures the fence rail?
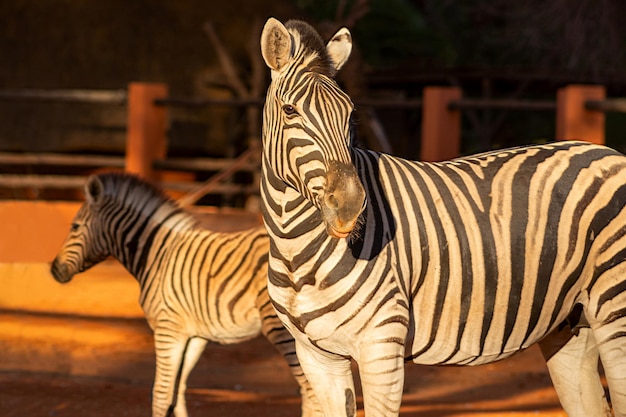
[0,153,258,173]
[0,153,125,168]
[155,97,263,108]
[0,89,127,104]
[3,87,625,113]
[0,173,255,195]
[585,98,626,113]
[153,157,257,173]
[449,98,557,111]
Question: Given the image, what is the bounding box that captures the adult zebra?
[50,172,322,417]
[259,17,626,417]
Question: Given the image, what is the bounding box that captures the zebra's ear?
[326,27,352,72]
[85,175,104,207]
[260,17,292,75]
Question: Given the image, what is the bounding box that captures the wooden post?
[125,82,169,180]
[421,86,462,162]
[556,84,605,144]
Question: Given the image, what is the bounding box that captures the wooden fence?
[0,82,624,203]
[421,84,624,161]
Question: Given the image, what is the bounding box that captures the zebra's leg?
[357,339,405,417]
[172,337,208,417]
[256,288,323,417]
[592,312,626,416]
[295,339,356,417]
[538,326,611,417]
[584,264,626,417]
[152,328,192,417]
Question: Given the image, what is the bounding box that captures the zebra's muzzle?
[320,160,366,239]
[50,259,74,284]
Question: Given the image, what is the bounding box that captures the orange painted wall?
[0,201,81,263]
[0,201,263,318]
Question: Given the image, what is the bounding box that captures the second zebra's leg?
[172,337,208,417]
[256,288,323,417]
[538,326,611,417]
[295,340,357,417]
[151,328,192,417]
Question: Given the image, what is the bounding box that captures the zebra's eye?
[282,104,298,116]
[70,223,80,232]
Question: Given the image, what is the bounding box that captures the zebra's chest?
[268,248,406,355]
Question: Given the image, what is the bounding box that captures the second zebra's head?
[50,175,111,283]
[260,18,366,239]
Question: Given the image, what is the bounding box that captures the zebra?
[50,172,322,417]
[258,17,626,417]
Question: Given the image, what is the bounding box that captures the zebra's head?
[50,175,114,283]
[260,18,366,239]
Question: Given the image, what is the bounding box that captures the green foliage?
[293,0,453,68]
[352,0,451,68]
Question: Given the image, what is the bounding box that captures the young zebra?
[258,18,626,417]
[50,172,322,417]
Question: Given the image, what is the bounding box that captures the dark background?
[1,0,625,163]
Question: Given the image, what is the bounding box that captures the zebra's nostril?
[326,194,340,209]
[50,260,72,283]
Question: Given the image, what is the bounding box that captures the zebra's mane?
[285,20,337,77]
[93,172,195,225]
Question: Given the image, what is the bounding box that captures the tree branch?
[203,21,249,98]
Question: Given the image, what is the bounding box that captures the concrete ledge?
[0,261,142,318]
[0,311,154,381]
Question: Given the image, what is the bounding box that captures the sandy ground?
[0,312,570,417]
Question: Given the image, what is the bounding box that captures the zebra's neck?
[110,200,198,281]
[260,157,330,255]
[260,147,396,261]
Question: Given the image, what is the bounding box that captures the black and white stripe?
[50,172,322,417]
[260,18,626,417]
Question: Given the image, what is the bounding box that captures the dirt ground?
[0,313,570,417]
[0,363,565,417]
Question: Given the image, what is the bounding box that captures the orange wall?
[0,201,263,318]
[0,201,81,263]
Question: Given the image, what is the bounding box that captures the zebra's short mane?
[96,172,170,204]
[286,20,337,77]
[94,172,196,227]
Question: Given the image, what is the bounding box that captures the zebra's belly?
[193,310,263,344]
[144,303,263,344]
[408,343,526,366]
[405,301,564,366]
[406,330,548,366]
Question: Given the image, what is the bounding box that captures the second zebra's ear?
[85,175,104,207]
[326,27,352,72]
[260,17,292,76]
